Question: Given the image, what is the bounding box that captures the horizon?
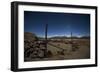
[24,32,90,39]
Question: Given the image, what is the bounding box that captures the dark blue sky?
[24,11,90,37]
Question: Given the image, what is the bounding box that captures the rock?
[24,32,38,41]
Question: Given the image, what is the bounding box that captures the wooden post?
[44,24,48,57]
[45,24,48,43]
[71,32,72,44]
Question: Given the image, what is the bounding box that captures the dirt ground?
[47,39,90,60]
[24,39,90,62]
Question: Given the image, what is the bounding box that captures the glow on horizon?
[37,34,89,38]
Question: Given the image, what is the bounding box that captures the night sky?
[24,11,90,38]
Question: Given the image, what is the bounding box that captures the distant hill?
[24,32,90,40]
[24,32,38,41]
[49,36,90,39]
[80,36,90,39]
[49,36,68,39]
